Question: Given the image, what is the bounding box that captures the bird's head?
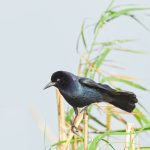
[44,71,74,90]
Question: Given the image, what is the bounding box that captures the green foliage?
[90,48,111,79]
[133,108,150,127]
[51,1,150,149]
[89,134,116,150]
[65,108,74,123]
[105,76,147,91]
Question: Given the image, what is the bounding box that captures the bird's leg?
[71,107,79,135]
[80,106,88,114]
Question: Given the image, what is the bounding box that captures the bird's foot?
[71,125,79,136]
[80,106,88,114]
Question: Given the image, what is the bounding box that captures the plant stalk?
[56,89,66,150]
[84,111,88,150]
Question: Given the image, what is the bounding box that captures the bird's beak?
[43,82,56,90]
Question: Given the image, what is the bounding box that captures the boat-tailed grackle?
[44,71,138,134]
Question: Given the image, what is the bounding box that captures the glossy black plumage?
[44,71,138,112]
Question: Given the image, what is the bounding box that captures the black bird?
[44,71,138,133]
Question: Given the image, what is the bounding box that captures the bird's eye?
[57,78,61,82]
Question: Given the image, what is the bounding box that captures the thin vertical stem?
[56,89,66,150]
[106,105,112,150]
[125,123,135,150]
[106,105,112,131]
[84,111,88,150]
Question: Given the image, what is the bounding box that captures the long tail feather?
[105,91,138,112]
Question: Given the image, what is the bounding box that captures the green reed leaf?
[81,21,87,49]
[90,48,111,79]
[106,76,147,91]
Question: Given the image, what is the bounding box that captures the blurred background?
[0,0,150,149]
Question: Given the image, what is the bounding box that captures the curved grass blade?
[95,39,135,47]
[129,14,150,31]
[133,108,150,127]
[138,102,150,116]
[89,131,127,150]
[114,48,145,54]
[76,32,81,52]
[89,133,107,150]
[89,114,106,128]
[133,108,144,127]
[81,21,87,49]
[94,15,106,34]
[106,0,115,12]
[112,4,144,10]
[88,123,100,132]
[90,48,111,79]
[101,139,116,150]
[107,7,150,21]
[106,76,147,91]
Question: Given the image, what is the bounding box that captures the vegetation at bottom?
[49,1,150,149]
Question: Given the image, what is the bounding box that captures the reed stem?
[56,89,66,150]
[125,123,135,150]
[84,111,88,150]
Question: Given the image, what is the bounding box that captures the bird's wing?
[79,77,117,94]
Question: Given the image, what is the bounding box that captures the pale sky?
[0,0,150,149]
